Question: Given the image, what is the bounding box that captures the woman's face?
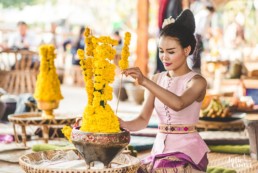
[158,36,187,71]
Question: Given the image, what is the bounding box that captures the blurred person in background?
[191,1,215,73]
[49,22,59,48]
[8,21,37,51]
[112,30,123,66]
[224,20,246,49]
[42,22,63,49]
[71,26,85,65]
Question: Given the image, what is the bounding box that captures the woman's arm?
[123,68,207,112]
[119,74,158,131]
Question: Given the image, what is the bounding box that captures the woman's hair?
[160,9,196,55]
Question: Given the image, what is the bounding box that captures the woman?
[120,9,209,172]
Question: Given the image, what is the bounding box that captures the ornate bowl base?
[71,128,130,168]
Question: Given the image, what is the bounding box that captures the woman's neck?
[168,67,191,78]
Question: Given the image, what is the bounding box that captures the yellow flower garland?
[79,28,131,133]
[34,44,63,101]
[119,32,131,70]
[62,28,131,138]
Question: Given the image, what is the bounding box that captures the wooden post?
[21,125,27,147]
[135,0,149,76]
[42,125,49,143]
[12,123,19,143]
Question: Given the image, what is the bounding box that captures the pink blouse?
[152,71,210,164]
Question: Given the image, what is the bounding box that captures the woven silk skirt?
[137,152,208,173]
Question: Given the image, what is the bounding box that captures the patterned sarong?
[137,152,208,173]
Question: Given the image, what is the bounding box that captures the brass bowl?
[37,100,59,119]
[71,127,130,168]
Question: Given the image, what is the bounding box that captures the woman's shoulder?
[191,72,207,82]
[189,72,207,87]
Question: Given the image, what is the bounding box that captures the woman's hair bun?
[174,9,195,34]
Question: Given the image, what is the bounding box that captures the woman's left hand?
[122,67,146,85]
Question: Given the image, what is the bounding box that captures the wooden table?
[245,113,258,120]
[197,119,245,131]
[197,113,246,131]
[8,112,79,147]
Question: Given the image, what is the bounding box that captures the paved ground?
[0,84,144,173]
[2,85,258,172]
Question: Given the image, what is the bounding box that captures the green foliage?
[32,144,75,152]
[0,0,57,9]
[126,145,138,157]
[207,167,237,173]
[0,0,37,8]
[208,145,250,154]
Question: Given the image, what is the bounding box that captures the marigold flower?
[61,125,72,142]
[119,32,131,70]
[34,44,63,101]
[75,28,131,133]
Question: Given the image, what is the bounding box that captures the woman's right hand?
[122,67,147,85]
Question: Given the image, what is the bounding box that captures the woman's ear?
[184,46,191,56]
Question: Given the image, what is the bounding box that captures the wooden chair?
[0,49,39,94]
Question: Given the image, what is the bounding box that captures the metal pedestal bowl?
[37,100,59,119]
[71,127,130,168]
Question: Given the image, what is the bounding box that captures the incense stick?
[116,74,123,114]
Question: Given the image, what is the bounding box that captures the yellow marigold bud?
[77,49,84,58]
[61,125,72,142]
[84,27,91,37]
[125,32,131,37]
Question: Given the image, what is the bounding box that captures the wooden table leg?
[42,125,49,143]
[21,125,27,147]
[12,123,19,143]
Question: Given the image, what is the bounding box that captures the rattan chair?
[0,49,39,94]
